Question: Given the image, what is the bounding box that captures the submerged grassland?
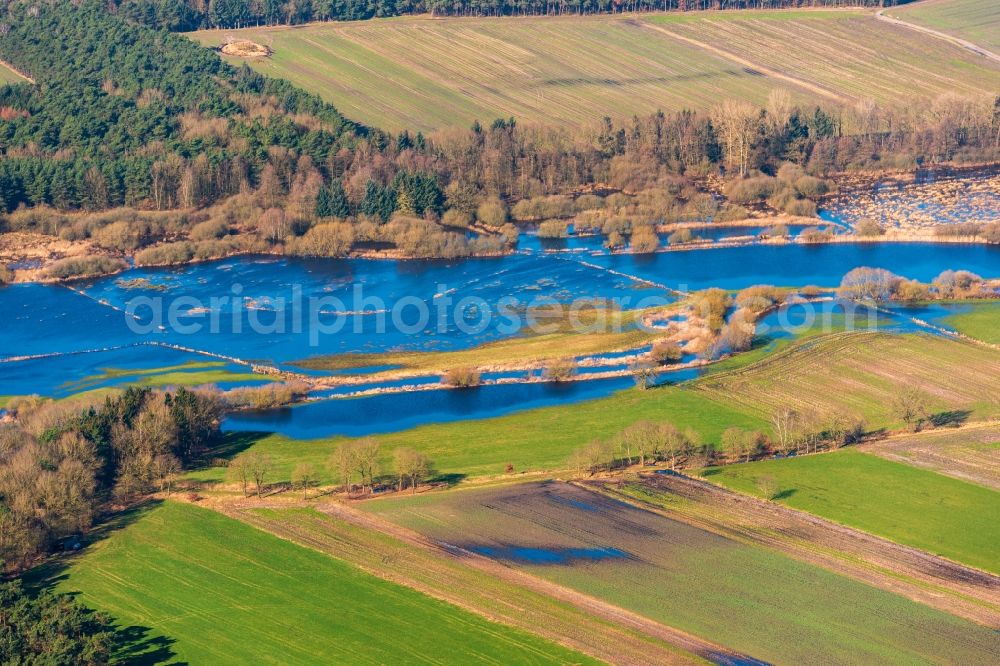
[192,331,1000,485]
[944,302,1000,344]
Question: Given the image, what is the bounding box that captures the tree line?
[0,2,997,268]
[227,437,434,497]
[0,387,221,573]
[568,406,866,477]
[111,0,916,31]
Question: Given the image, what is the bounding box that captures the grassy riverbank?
[193,330,1000,487]
[191,385,763,484]
[943,302,1000,344]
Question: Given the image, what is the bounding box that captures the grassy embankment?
[297,306,666,373]
[35,501,599,664]
[366,480,1000,665]
[944,302,1000,344]
[705,449,1000,574]
[193,331,1000,486]
[893,0,1000,52]
[188,9,1000,132]
[192,385,764,484]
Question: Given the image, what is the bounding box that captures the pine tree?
[315,185,334,218]
[327,180,350,218]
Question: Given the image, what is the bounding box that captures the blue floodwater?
[4,235,1000,432]
[0,343,264,398]
[3,243,998,369]
[586,241,1000,291]
[221,364,703,438]
[884,301,992,332]
[469,545,630,565]
[221,376,638,438]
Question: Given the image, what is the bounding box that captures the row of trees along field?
[112,0,917,31]
[0,2,998,267]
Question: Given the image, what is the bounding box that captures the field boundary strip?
[636,19,847,103]
[875,7,1000,65]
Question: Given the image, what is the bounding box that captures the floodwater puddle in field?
[469,544,630,565]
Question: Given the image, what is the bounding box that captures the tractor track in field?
[635,20,848,104]
[214,496,766,666]
[592,473,1000,628]
[875,7,1000,66]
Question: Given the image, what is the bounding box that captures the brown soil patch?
[221,39,272,58]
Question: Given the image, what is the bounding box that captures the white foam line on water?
[0,343,145,364]
[562,256,686,296]
[60,284,142,321]
[0,340,269,372]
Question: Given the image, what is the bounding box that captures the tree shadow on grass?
[23,500,184,665]
[773,488,797,501]
[929,409,972,428]
[430,472,467,487]
[192,431,270,469]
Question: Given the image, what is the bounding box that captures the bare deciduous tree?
[712,99,760,177]
[393,448,431,493]
[291,463,317,499]
[892,388,931,432]
[770,407,800,455]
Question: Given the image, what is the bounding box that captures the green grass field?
[695,331,1000,428]
[944,302,1000,344]
[894,0,1000,52]
[188,10,1000,131]
[368,480,1000,665]
[191,384,764,485]
[38,501,596,664]
[647,9,999,102]
[0,61,28,84]
[237,506,699,664]
[705,449,1000,574]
